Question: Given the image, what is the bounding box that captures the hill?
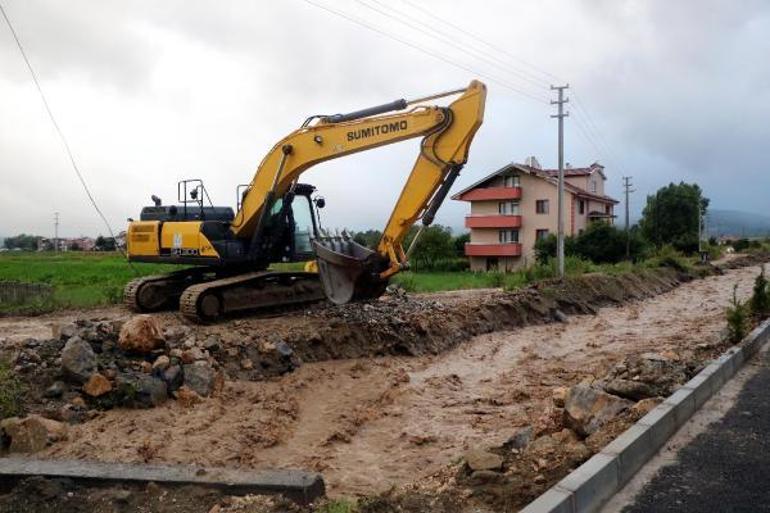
[707,209,770,238]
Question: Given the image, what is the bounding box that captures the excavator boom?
[234,80,486,302]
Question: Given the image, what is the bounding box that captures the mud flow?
[0,254,767,512]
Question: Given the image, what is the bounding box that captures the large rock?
[563,384,633,436]
[115,373,168,408]
[464,447,504,471]
[118,315,165,354]
[601,353,690,400]
[1,415,67,453]
[182,363,219,397]
[83,373,112,397]
[61,336,97,383]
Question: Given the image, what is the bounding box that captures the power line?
[299,0,550,104]
[397,0,563,85]
[0,1,130,262]
[356,0,551,93]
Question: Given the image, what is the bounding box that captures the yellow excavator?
[124,80,486,321]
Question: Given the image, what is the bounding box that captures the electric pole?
[551,84,569,279]
[54,212,59,253]
[622,177,635,259]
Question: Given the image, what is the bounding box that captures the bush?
[534,223,650,265]
[726,284,750,343]
[411,257,469,272]
[0,359,25,419]
[645,245,692,273]
[750,266,770,318]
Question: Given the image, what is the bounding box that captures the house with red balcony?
[451,157,619,271]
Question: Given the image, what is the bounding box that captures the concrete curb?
[0,457,325,504]
[521,318,770,513]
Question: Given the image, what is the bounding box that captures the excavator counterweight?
[124,81,486,321]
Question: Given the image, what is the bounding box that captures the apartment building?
[452,158,619,271]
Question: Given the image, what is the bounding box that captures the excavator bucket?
[312,236,389,305]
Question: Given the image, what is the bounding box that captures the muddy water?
[43,264,761,497]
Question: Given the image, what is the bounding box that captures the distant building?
[37,237,96,252]
[452,158,619,271]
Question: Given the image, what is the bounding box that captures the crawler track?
[179,271,325,323]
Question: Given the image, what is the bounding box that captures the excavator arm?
[232,80,486,303]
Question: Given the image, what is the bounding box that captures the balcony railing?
[465,214,522,229]
[464,242,522,257]
[456,186,522,201]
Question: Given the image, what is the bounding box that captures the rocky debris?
[505,426,534,450]
[115,373,168,408]
[551,386,568,407]
[60,336,97,383]
[202,336,221,352]
[601,352,691,401]
[552,309,569,323]
[563,384,634,437]
[182,363,219,397]
[464,447,504,471]
[174,386,203,408]
[82,373,112,397]
[118,315,165,354]
[1,415,67,453]
[43,381,66,399]
[160,364,183,392]
[152,355,170,371]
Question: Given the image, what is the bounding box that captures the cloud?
[0,0,768,239]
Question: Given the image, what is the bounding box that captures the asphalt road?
[619,350,770,513]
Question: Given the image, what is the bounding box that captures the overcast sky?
[1,0,768,238]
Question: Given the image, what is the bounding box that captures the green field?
[0,252,175,312]
[0,249,699,314]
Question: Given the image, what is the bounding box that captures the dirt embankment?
[1,253,768,513]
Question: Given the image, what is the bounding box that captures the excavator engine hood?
[312,237,389,305]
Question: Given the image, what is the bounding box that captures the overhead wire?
[0,1,133,265]
[299,0,551,104]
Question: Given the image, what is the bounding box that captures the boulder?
[202,336,221,352]
[161,364,183,392]
[601,353,689,400]
[1,415,67,453]
[61,336,97,383]
[563,384,633,436]
[464,447,504,471]
[551,386,568,407]
[115,373,168,408]
[118,315,165,354]
[506,426,533,450]
[44,381,66,399]
[83,373,112,397]
[183,363,218,397]
[152,355,170,371]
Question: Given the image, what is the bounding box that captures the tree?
[639,182,709,253]
[535,223,649,264]
[353,229,382,250]
[95,236,116,251]
[3,234,40,251]
[406,224,455,267]
[453,232,470,257]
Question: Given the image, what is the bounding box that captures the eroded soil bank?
[1,254,768,512]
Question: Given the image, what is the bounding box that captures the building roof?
[451,161,618,204]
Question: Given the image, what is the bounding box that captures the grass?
[0,359,25,419]
[317,499,357,513]
[0,251,177,313]
[0,245,718,313]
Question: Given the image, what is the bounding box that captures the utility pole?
[622,177,635,259]
[53,212,59,253]
[551,84,569,279]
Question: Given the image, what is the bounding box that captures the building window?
[536,229,549,241]
[536,199,549,214]
[498,201,520,215]
[605,204,611,215]
[590,180,597,193]
[503,174,520,188]
[578,200,585,214]
[499,229,519,243]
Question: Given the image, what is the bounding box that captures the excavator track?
[124,270,207,313]
[179,271,325,323]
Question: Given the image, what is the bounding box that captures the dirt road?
[27,263,758,502]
